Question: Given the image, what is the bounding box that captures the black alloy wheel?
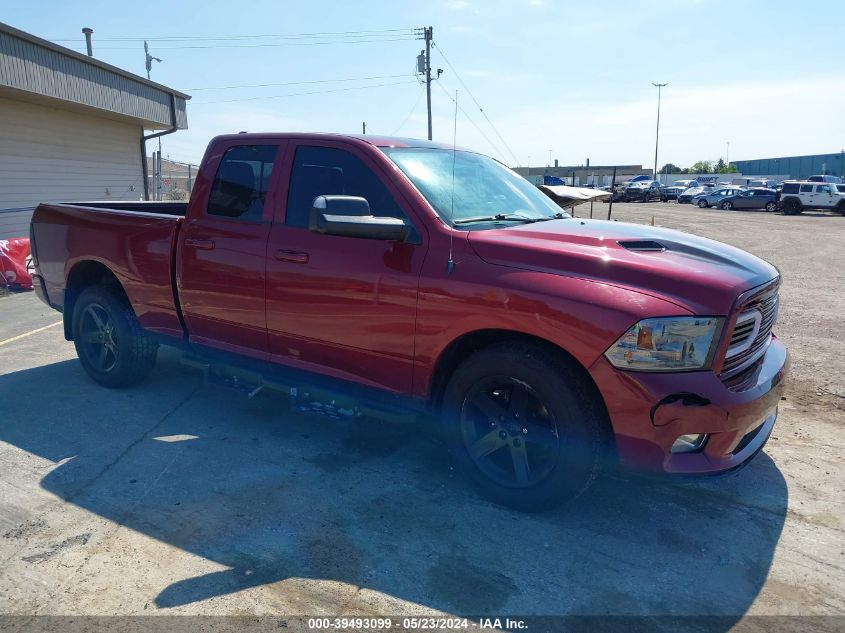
[459,376,560,488]
[72,285,158,387]
[78,302,119,373]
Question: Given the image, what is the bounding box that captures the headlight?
[604,317,724,372]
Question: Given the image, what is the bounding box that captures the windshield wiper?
[453,213,559,226]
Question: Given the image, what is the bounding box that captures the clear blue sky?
[5,0,844,168]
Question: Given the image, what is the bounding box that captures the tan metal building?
[0,22,189,239]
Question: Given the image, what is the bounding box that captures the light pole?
[726,141,730,167]
[548,149,552,167]
[652,82,667,179]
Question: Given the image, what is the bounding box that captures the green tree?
[713,159,739,174]
[660,163,681,174]
[689,160,713,174]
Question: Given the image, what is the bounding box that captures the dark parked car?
[719,188,778,211]
[807,175,842,184]
[624,180,662,202]
[660,179,699,202]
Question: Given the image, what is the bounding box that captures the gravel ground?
[0,202,842,629]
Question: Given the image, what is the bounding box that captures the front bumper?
[589,337,788,474]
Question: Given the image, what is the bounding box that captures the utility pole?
[424,27,433,140]
[652,82,667,179]
[607,166,617,221]
[145,41,163,200]
[362,122,367,134]
[726,141,730,167]
[415,27,440,140]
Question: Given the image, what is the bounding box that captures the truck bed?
[60,201,188,216]
[30,202,185,340]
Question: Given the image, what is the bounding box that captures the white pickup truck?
[779,181,845,215]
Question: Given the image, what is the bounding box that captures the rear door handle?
[185,238,215,250]
[274,249,309,264]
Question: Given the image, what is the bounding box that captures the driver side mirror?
[309,195,409,241]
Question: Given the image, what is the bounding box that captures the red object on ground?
[0,237,32,290]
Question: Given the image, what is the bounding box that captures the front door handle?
[275,250,309,264]
[185,238,215,250]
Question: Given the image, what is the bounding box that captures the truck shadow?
[0,351,788,622]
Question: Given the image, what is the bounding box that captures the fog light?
[671,433,708,453]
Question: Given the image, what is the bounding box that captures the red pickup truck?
[30,133,788,510]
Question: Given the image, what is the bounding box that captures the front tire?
[72,285,158,388]
[698,199,708,208]
[721,201,733,210]
[441,343,609,511]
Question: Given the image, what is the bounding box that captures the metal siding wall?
[736,153,845,180]
[0,30,186,129]
[0,96,144,233]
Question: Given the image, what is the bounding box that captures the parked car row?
[608,174,844,215]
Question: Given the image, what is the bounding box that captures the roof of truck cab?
[210,132,460,150]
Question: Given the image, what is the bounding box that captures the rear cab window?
[207,145,278,221]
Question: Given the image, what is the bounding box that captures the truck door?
[177,141,286,361]
[799,183,814,207]
[265,141,427,393]
[815,184,834,208]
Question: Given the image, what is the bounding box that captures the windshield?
[382,147,567,226]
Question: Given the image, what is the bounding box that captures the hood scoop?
[618,239,666,252]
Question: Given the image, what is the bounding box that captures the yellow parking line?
[0,321,63,347]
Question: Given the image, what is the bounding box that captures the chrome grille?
[721,286,779,378]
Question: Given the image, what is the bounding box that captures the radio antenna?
[447,89,458,274]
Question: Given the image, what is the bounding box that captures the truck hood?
[467,219,778,315]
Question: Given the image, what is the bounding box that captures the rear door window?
[799,184,814,193]
[816,184,832,194]
[207,145,278,221]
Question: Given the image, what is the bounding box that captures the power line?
[184,73,412,92]
[391,85,427,135]
[193,79,419,105]
[432,44,521,167]
[63,37,419,51]
[50,28,423,42]
[434,81,508,164]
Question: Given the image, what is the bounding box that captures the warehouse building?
[734,152,845,181]
[0,22,189,239]
[512,162,651,186]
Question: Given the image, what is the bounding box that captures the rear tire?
[72,285,158,388]
[698,199,708,208]
[441,342,609,511]
[721,201,733,210]
[765,201,777,212]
